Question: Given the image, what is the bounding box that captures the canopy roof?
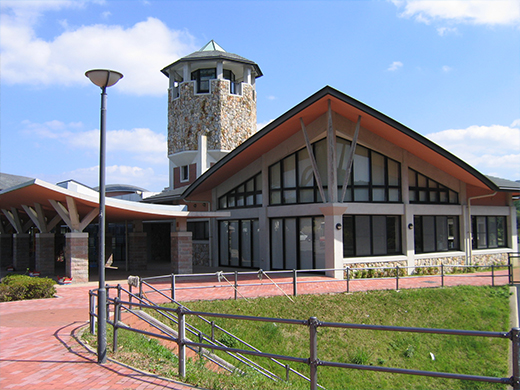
[0,179,228,227]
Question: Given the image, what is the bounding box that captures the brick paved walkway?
[0,269,512,389]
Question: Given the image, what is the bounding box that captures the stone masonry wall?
[192,242,210,267]
[168,80,256,155]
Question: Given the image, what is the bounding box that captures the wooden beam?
[2,208,23,233]
[327,100,337,202]
[300,118,327,203]
[340,115,362,203]
[78,207,99,232]
[66,196,80,231]
[22,205,44,233]
[49,200,73,231]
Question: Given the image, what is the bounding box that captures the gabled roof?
[183,86,517,199]
[161,40,263,78]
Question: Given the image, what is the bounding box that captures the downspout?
[466,192,497,265]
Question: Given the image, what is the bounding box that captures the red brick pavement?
[0,269,511,389]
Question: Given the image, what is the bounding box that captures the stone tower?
[161,40,263,190]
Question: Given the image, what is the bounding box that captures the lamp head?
[85,69,123,88]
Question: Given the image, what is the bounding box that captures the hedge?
[0,274,56,302]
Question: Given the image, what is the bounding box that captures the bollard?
[512,328,520,390]
[171,274,176,301]
[178,307,186,378]
[293,269,298,297]
[309,316,319,390]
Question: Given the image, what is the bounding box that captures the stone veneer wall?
[168,80,256,155]
[192,242,210,267]
[345,252,509,275]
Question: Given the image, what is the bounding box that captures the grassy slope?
[178,285,511,390]
[83,285,511,390]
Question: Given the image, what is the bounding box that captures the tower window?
[180,165,189,182]
[191,68,216,93]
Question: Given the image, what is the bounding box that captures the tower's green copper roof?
[161,40,262,78]
[200,40,226,52]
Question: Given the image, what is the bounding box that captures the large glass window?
[414,216,460,253]
[219,173,262,209]
[409,169,459,204]
[472,216,507,249]
[191,68,237,94]
[343,215,402,257]
[270,216,325,270]
[219,219,260,268]
[269,137,401,205]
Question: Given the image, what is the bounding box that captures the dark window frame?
[471,215,508,249]
[408,169,459,205]
[269,137,401,205]
[414,215,460,254]
[218,219,259,268]
[218,173,262,210]
[342,215,402,257]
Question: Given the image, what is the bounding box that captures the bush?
[0,274,56,302]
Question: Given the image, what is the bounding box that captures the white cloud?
[60,164,166,190]
[21,120,166,164]
[437,26,458,36]
[442,65,453,72]
[257,119,274,131]
[427,124,520,180]
[392,0,520,26]
[388,61,403,71]
[0,2,197,96]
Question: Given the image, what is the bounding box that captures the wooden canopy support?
[21,203,62,234]
[327,100,338,202]
[49,197,99,232]
[1,208,33,234]
[340,115,362,203]
[300,117,327,203]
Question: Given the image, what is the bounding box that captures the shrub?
[0,274,56,302]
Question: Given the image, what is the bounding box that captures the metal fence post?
[171,274,176,301]
[234,271,238,300]
[441,264,444,287]
[112,297,120,352]
[89,291,96,334]
[293,269,298,297]
[178,307,186,378]
[346,267,350,293]
[491,264,495,287]
[396,265,399,290]
[128,284,133,309]
[309,316,319,390]
[511,327,520,390]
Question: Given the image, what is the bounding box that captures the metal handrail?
[136,263,511,302]
[90,290,519,390]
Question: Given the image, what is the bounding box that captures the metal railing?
[134,262,512,302]
[88,284,520,390]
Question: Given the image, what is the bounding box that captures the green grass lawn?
[85,285,512,390]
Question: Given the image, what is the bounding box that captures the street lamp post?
[85,69,123,364]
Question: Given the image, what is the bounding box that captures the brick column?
[65,232,89,284]
[128,232,147,270]
[171,231,192,274]
[0,234,13,269]
[35,233,55,276]
[13,234,31,272]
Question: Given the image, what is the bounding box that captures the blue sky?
[1,0,519,192]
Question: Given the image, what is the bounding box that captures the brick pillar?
[171,232,192,274]
[128,232,147,270]
[65,232,89,284]
[35,233,55,276]
[0,234,13,269]
[13,234,31,272]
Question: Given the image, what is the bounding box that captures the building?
[1,41,519,281]
[148,41,520,278]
